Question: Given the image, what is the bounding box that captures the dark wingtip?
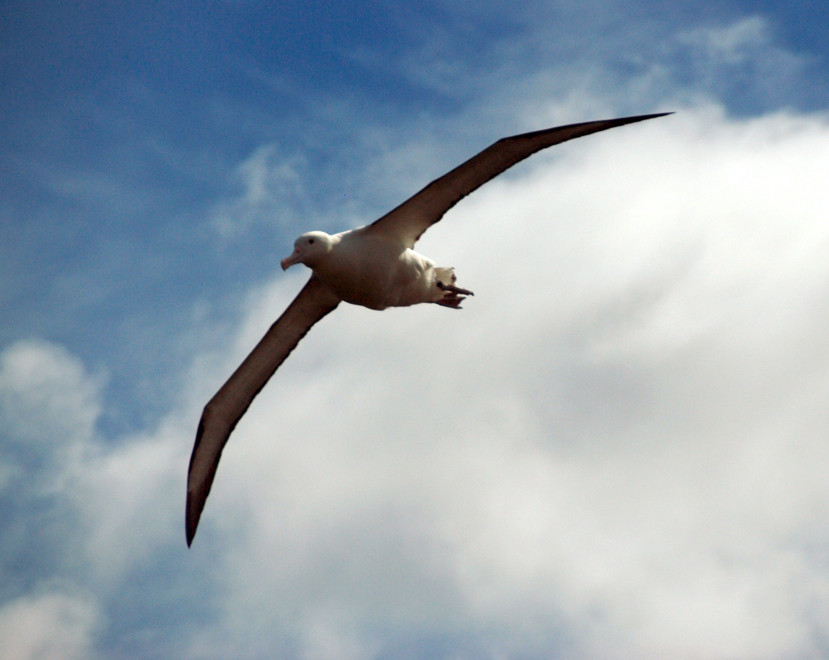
[619,111,674,125]
[185,502,195,547]
[185,496,200,547]
[185,417,208,548]
[614,111,674,125]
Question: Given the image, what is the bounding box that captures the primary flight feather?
[186,112,670,546]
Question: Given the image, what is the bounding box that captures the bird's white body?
[284,227,460,310]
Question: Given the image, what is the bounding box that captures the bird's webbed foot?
[436,280,475,296]
[435,280,474,308]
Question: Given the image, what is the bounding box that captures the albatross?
[186,112,670,545]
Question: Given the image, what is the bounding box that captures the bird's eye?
[308,238,315,244]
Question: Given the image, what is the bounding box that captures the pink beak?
[281,249,301,271]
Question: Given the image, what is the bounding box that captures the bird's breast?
[313,239,434,310]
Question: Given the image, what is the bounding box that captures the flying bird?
[186,112,670,546]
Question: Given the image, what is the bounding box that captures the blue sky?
[2,2,829,658]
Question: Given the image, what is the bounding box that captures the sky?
[2,1,829,658]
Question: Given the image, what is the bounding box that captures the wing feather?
[366,113,671,248]
[186,275,340,546]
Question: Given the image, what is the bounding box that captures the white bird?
[185,112,670,545]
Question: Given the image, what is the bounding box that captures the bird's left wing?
[186,275,340,546]
[365,112,671,249]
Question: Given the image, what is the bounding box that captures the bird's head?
[281,231,334,270]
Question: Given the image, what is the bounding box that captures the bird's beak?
[281,249,301,271]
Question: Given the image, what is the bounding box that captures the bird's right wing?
[365,113,671,248]
[186,274,340,546]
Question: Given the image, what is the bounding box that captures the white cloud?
[0,591,99,660]
[678,16,796,66]
[68,421,185,587]
[0,340,101,455]
[672,17,809,109]
[179,106,829,657]
[210,144,311,238]
[0,338,190,652]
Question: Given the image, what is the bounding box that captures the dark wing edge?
[366,112,672,248]
[185,275,340,546]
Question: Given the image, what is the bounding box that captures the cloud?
[0,340,101,456]
[173,107,829,657]
[0,591,99,660]
[0,339,190,654]
[210,145,312,239]
[6,106,827,658]
[680,16,779,64]
[674,17,809,108]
